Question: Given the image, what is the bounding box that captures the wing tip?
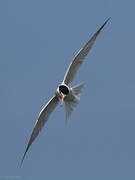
[98,17,110,33]
[20,143,30,168]
[105,17,111,23]
[20,150,27,168]
[20,155,25,168]
[104,17,111,26]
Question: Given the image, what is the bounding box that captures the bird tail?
[64,83,85,119]
[72,82,85,99]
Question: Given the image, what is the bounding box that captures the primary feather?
[20,95,59,166]
[63,18,110,85]
[21,18,109,166]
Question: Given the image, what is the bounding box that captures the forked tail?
[72,82,85,99]
[64,83,85,119]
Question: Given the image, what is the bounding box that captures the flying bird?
[21,18,110,166]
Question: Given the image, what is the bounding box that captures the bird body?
[21,18,110,166]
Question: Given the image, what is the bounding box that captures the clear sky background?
[0,0,135,179]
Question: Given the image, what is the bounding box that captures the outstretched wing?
[63,18,110,85]
[21,95,59,166]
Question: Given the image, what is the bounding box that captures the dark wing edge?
[20,95,59,167]
[63,18,110,85]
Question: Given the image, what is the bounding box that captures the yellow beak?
[61,96,64,105]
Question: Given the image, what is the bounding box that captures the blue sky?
[0,0,135,179]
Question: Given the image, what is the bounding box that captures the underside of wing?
[63,18,110,85]
[21,95,59,166]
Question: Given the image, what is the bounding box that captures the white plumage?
[21,18,110,166]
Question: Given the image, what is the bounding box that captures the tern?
[21,18,109,166]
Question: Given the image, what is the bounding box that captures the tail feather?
[64,83,85,119]
[72,82,85,98]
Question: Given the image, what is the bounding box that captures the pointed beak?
[61,96,64,105]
